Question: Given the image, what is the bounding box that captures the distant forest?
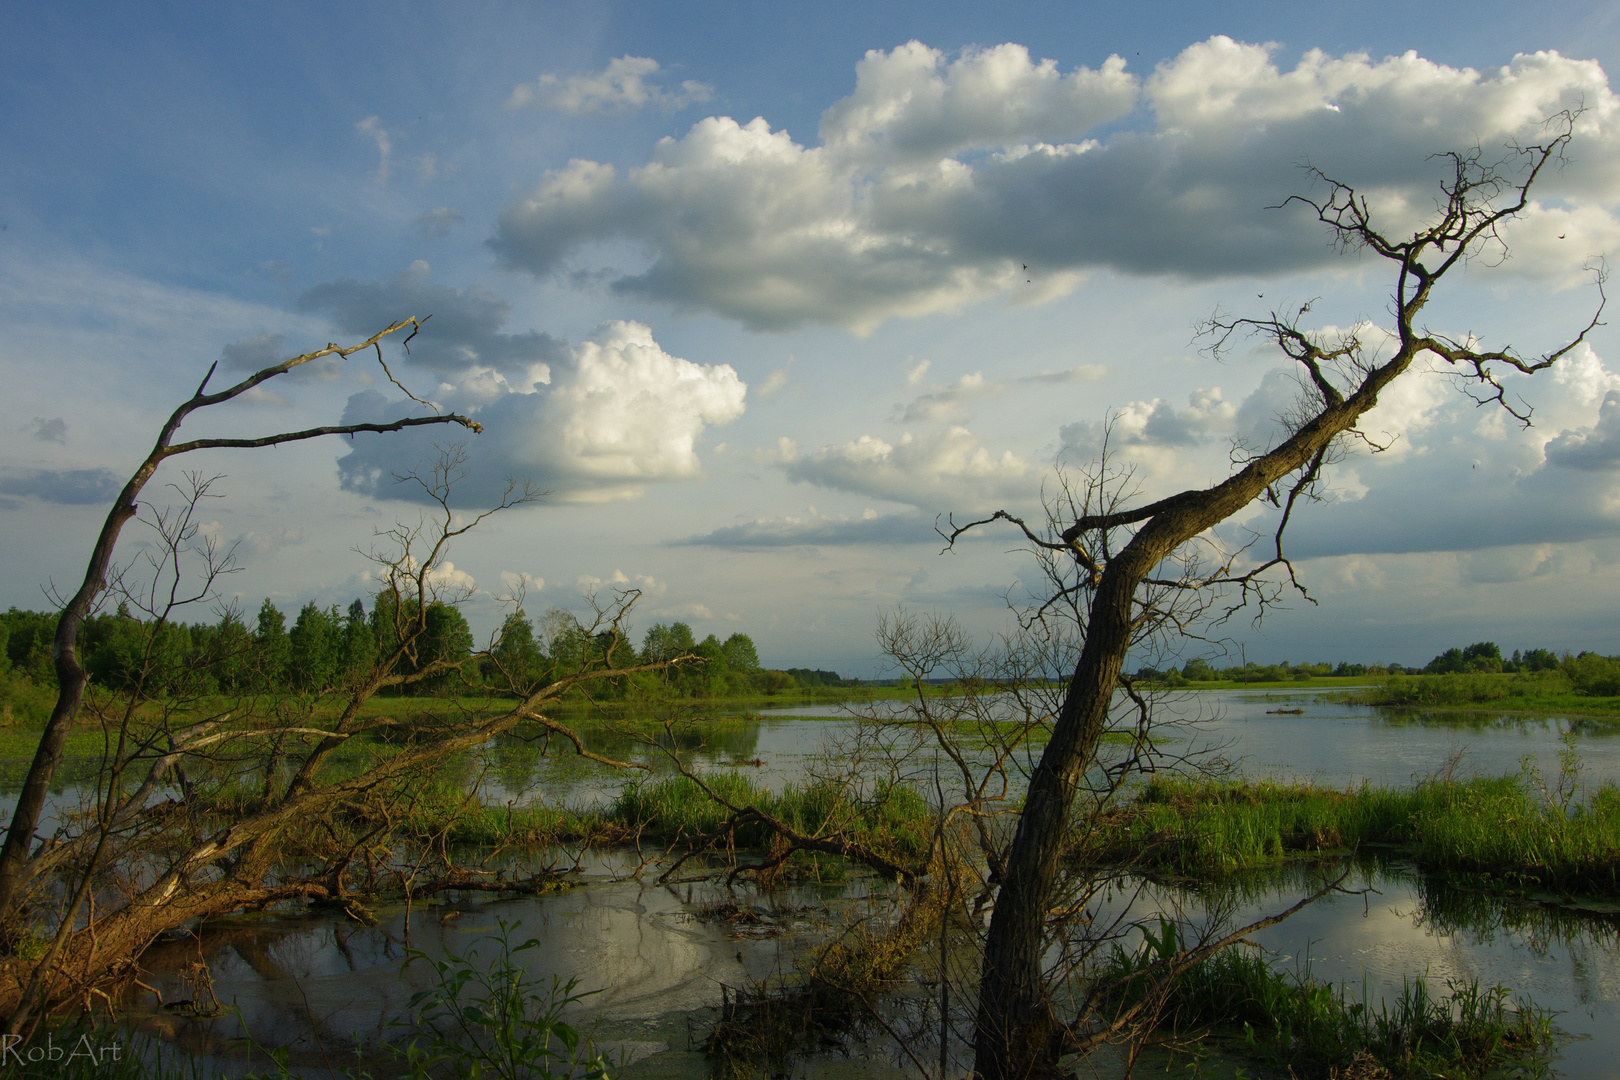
[0,600,851,714]
[1138,639,1620,694]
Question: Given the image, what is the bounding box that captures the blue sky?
[5,1,1620,674]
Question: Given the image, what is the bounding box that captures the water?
[13,689,1620,1076]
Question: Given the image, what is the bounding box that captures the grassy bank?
[1347,671,1620,717]
[1087,774,1620,892]
[1098,922,1553,1079]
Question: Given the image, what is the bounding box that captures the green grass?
[1347,671,1620,717]
[608,773,934,858]
[1085,774,1620,892]
[1095,920,1553,1079]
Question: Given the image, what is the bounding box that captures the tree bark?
[970,387,1406,1078]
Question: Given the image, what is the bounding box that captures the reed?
[1096,920,1553,1078]
[608,773,933,857]
[1088,774,1620,892]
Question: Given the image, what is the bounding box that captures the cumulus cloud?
[0,468,122,505]
[1062,385,1237,457]
[335,320,746,505]
[491,38,1619,332]
[299,261,565,380]
[901,372,1000,422]
[1235,352,1620,558]
[775,426,1033,511]
[505,56,713,114]
[1544,390,1620,470]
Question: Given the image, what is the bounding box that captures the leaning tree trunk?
[966,130,1599,1075]
[969,380,1407,1079]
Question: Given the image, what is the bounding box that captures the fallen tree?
[0,326,676,1032]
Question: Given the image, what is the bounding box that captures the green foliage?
[1090,768,1620,892]
[1,607,57,685]
[1563,651,1620,696]
[1427,641,1503,674]
[254,599,289,690]
[721,632,760,673]
[610,773,932,857]
[399,921,612,1080]
[0,600,834,706]
[1096,922,1552,1078]
[641,620,695,664]
[287,602,344,692]
[490,609,545,693]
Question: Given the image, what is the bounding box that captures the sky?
[4,0,1620,676]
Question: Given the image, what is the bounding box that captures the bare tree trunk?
[968,127,1598,1078]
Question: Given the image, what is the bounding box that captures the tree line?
[0,600,848,708]
[1134,640,1620,694]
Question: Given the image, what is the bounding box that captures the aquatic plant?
[395,920,612,1080]
[1087,772,1620,892]
[1095,919,1554,1078]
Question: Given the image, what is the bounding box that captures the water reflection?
[1113,856,1620,1078]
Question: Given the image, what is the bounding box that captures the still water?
[36,690,1620,1076]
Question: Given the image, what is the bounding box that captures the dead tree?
[0,319,487,923]
[0,443,677,1028]
[953,122,1606,1079]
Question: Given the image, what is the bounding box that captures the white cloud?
[780,425,1033,511]
[336,320,746,504]
[1062,385,1236,456]
[901,371,1000,422]
[577,569,666,596]
[818,41,1136,162]
[653,601,714,621]
[757,367,791,398]
[499,570,544,596]
[505,56,713,115]
[491,39,1620,333]
[1544,390,1620,470]
[673,508,935,548]
[426,560,475,592]
[1244,349,1620,557]
[356,116,392,184]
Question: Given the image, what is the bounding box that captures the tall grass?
[1096,921,1553,1079]
[608,773,933,857]
[1088,773,1620,891]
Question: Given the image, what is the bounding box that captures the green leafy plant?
[399,919,612,1080]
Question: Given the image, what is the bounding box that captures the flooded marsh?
[9,688,1620,1077]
